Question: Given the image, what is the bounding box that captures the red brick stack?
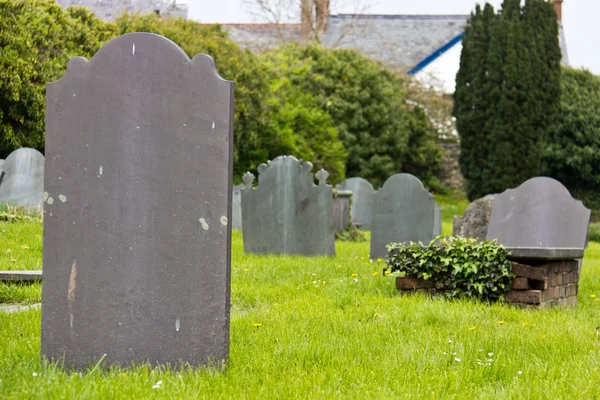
[504,260,579,308]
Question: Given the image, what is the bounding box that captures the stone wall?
[56,0,187,21]
[439,143,464,191]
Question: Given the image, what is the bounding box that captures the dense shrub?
[264,44,442,189]
[387,236,514,301]
[454,0,561,200]
[0,0,116,157]
[542,68,600,210]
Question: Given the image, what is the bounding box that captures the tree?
[454,0,562,200]
[542,68,600,209]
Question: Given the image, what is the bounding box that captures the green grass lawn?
[2,198,600,398]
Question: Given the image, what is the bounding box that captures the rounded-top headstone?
[370,173,435,259]
[486,177,591,252]
[0,148,44,209]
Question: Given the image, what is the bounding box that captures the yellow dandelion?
[253,323,262,328]
[9,232,12,236]
[372,272,379,276]
[377,258,383,262]
[243,268,249,272]
[337,265,342,269]
[351,273,358,278]
[21,245,29,249]
[591,294,597,298]
[498,320,505,325]
[522,322,528,327]
[36,235,41,239]
[468,326,476,332]
[385,270,391,276]
[595,298,599,303]
[10,258,17,263]
[17,229,21,233]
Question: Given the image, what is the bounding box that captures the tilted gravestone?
[453,196,494,240]
[241,156,335,256]
[231,184,244,230]
[337,177,374,229]
[0,148,45,209]
[487,177,590,258]
[42,33,234,369]
[370,173,436,259]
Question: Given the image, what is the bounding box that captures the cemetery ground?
[2,197,600,398]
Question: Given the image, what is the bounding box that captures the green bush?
[588,223,600,243]
[542,68,600,210]
[386,236,514,301]
[0,0,116,157]
[263,44,442,189]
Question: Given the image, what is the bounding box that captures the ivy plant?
[386,236,513,301]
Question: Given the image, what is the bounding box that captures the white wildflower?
[454,358,461,362]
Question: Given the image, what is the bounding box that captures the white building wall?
[414,41,463,94]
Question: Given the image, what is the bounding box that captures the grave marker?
[337,177,374,229]
[241,156,335,256]
[370,173,436,259]
[42,33,234,369]
[0,148,44,208]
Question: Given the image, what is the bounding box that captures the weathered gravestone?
[434,204,441,237]
[370,173,436,259]
[337,177,374,229]
[486,177,590,258]
[231,184,244,230]
[241,156,335,256]
[333,189,352,232]
[0,148,45,209]
[453,196,494,240]
[42,33,234,369]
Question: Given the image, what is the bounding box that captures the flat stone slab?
[0,303,41,313]
[0,270,42,282]
[505,247,584,261]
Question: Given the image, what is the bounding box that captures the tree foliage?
[454,0,561,200]
[264,44,442,189]
[542,68,600,209]
[0,0,115,157]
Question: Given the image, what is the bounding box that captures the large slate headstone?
[337,177,374,229]
[241,156,335,256]
[453,196,494,240]
[42,33,234,369]
[231,184,244,230]
[370,173,436,259]
[0,148,45,208]
[487,177,590,252]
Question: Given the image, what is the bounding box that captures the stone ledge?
[505,247,584,261]
[0,270,42,282]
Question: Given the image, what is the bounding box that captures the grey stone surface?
[0,148,45,209]
[487,177,590,250]
[434,204,441,237]
[42,33,234,369]
[370,173,436,259]
[452,196,494,240]
[337,177,374,229]
[505,247,584,261]
[231,184,244,230]
[0,270,42,282]
[241,156,335,256]
[333,190,352,232]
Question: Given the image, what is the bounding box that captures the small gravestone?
[242,156,335,256]
[0,148,45,208]
[333,190,352,232]
[42,33,234,369]
[337,177,374,229]
[370,173,435,259]
[231,184,244,230]
[487,177,590,257]
[453,196,494,240]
